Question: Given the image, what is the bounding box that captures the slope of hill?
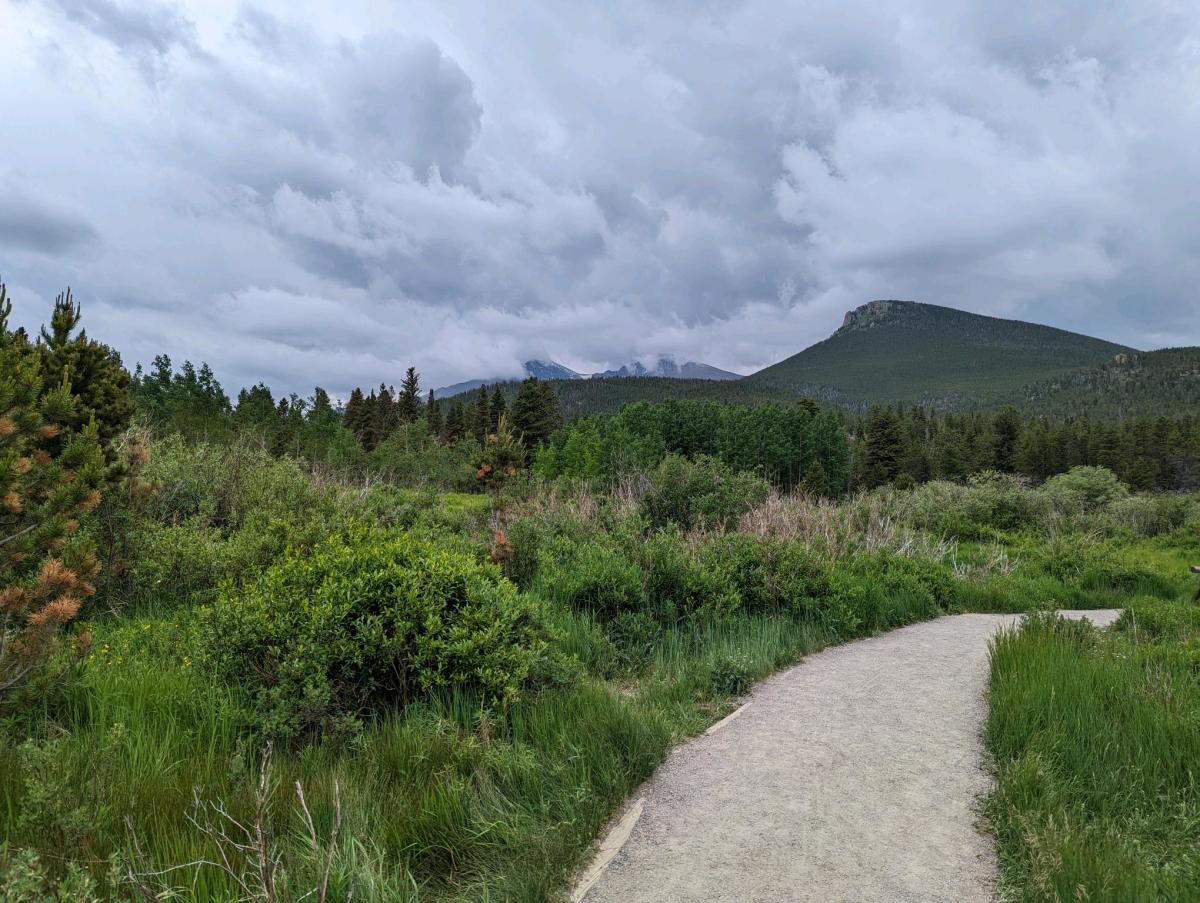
[1013,347,1200,418]
[745,300,1134,410]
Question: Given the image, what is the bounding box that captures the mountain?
[435,360,582,397]
[745,300,1135,410]
[595,357,740,381]
[1015,346,1200,418]
[436,356,737,397]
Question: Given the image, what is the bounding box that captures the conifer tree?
[1,282,106,703]
[800,458,830,498]
[471,386,491,441]
[856,407,904,489]
[425,390,441,437]
[443,401,466,443]
[510,378,562,454]
[397,367,422,424]
[490,385,507,433]
[343,387,369,447]
[38,288,134,449]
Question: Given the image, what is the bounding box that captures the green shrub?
[1097,493,1196,538]
[826,551,955,634]
[1116,597,1200,642]
[533,535,644,619]
[641,454,770,531]
[199,527,554,740]
[639,530,740,621]
[1044,465,1130,509]
[708,652,753,697]
[701,534,833,616]
[1036,535,1173,597]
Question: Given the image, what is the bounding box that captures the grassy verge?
[1,606,826,901]
[984,589,1200,901]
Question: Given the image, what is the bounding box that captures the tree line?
[132,357,564,465]
[852,405,1200,491]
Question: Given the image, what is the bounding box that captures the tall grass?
[984,607,1200,900]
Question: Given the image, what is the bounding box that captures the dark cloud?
[3,0,1198,396]
[0,179,99,254]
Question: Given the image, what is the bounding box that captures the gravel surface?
[578,610,1118,903]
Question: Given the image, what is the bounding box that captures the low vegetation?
[985,593,1200,900]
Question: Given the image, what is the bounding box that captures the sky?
[2,0,1199,397]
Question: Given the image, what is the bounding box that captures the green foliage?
[641,454,770,530]
[37,288,134,450]
[1,283,107,704]
[708,651,753,697]
[985,609,1200,899]
[199,527,554,740]
[638,529,740,622]
[533,535,644,620]
[536,399,850,492]
[1043,465,1130,508]
[509,378,562,452]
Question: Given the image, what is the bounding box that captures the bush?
[199,526,554,740]
[641,454,770,531]
[1036,535,1172,597]
[639,530,740,621]
[701,533,832,616]
[1044,466,1130,509]
[533,535,644,619]
[709,652,753,696]
[827,551,956,634]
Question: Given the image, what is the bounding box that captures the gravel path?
[576,610,1119,903]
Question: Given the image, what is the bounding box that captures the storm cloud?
[2,0,1198,396]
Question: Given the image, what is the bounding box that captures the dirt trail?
[576,610,1118,903]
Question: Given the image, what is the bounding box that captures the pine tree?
[856,407,904,489]
[37,287,134,449]
[800,458,830,497]
[425,389,441,437]
[397,367,422,424]
[1,282,106,703]
[343,387,369,447]
[490,385,506,433]
[443,401,466,443]
[509,378,562,453]
[989,406,1021,472]
[471,386,491,441]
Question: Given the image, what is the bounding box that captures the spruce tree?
[509,378,562,453]
[857,407,904,489]
[490,385,507,433]
[471,386,491,441]
[800,458,830,497]
[425,389,441,437]
[443,401,466,443]
[397,367,422,424]
[343,387,369,447]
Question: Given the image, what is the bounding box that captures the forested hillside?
[745,300,1132,410]
[444,375,796,419]
[1011,347,1200,418]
